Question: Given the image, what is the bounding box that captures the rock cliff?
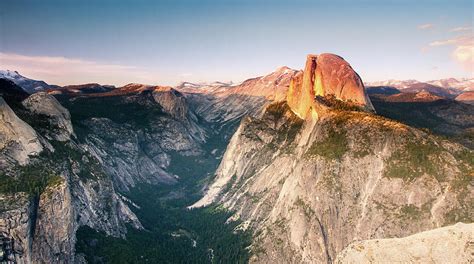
[194,101,473,263]
[287,54,374,119]
[0,97,43,167]
[22,92,74,141]
[1,56,472,263]
[181,66,298,130]
[0,89,143,263]
[59,86,207,191]
[193,54,473,263]
[0,193,32,263]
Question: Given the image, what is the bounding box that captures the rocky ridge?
[0,57,473,263]
[193,54,473,263]
[456,91,474,104]
[0,80,143,263]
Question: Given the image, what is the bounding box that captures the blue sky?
[0,0,472,86]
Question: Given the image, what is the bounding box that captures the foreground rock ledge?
[335,223,474,263]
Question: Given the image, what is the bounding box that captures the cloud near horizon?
[0,52,160,86]
[429,34,474,73]
[450,26,472,32]
[418,23,434,30]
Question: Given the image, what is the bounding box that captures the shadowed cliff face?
[288,54,374,119]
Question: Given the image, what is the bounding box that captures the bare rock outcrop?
[0,193,32,263]
[456,91,474,104]
[22,92,74,141]
[193,54,473,263]
[32,179,75,263]
[193,102,473,263]
[0,97,43,167]
[287,54,374,119]
[335,223,474,263]
[153,87,189,120]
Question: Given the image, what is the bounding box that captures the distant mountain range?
[2,68,472,99]
[365,78,473,92]
[0,58,472,263]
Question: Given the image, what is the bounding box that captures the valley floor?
[75,149,251,263]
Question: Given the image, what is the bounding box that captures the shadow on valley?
[60,93,252,263]
[370,96,474,148]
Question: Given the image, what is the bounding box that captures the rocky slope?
[0,97,43,167]
[193,54,474,263]
[50,83,115,95]
[456,91,474,104]
[56,84,207,191]
[179,66,298,126]
[370,92,474,149]
[1,66,295,263]
[335,222,473,263]
[0,80,143,263]
[1,60,473,263]
[22,92,74,142]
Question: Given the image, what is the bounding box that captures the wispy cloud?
[429,38,462,46]
[0,53,160,86]
[450,26,472,32]
[418,23,434,30]
[428,34,474,72]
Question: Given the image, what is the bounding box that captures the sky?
[0,0,473,86]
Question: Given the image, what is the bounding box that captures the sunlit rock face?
[287,53,374,119]
[335,223,474,263]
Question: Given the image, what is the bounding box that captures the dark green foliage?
[266,101,287,121]
[384,139,443,181]
[223,174,238,194]
[74,112,251,263]
[370,96,474,148]
[0,140,104,197]
[0,79,29,109]
[444,206,473,223]
[56,94,165,140]
[76,183,252,264]
[264,101,304,152]
[0,164,62,196]
[371,98,449,131]
[306,128,348,160]
[315,95,363,112]
[294,197,315,218]
[17,112,60,136]
[50,141,105,181]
